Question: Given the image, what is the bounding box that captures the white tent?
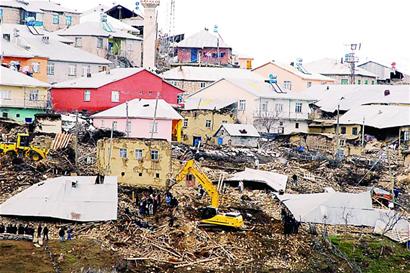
[226,168,287,192]
[0,176,117,222]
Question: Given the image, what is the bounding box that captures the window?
[205,120,212,128]
[352,127,358,135]
[357,79,361,84]
[284,81,292,90]
[200,82,206,88]
[32,62,40,73]
[261,102,268,112]
[82,65,90,77]
[0,9,3,21]
[75,37,82,47]
[97,37,103,48]
[16,113,20,118]
[365,80,369,85]
[295,102,302,113]
[275,103,283,113]
[119,148,128,158]
[150,122,158,133]
[341,79,349,85]
[238,100,246,111]
[29,90,38,101]
[222,120,228,124]
[155,173,160,178]
[66,15,72,26]
[177,94,183,104]
[83,90,91,102]
[340,127,346,134]
[371,80,375,85]
[135,149,143,160]
[183,119,188,128]
[68,65,76,76]
[279,121,283,126]
[2,112,8,118]
[307,82,312,88]
[47,63,54,75]
[151,150,159,161]
[52,14,59,24]
[111,91,120,102]
[148,91,153,96]
[0,90,11,99]
[295,122,299,129]
[403,131,410,141]
[112,121,118,130]
[171,80,177,86]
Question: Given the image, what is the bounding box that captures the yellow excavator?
[175,159,244,229]
[0,133,48,161]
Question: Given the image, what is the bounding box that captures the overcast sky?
[65,0,410,73]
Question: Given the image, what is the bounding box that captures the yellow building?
[0,66,50,123]
[180,99,237,146]
[97,138,172,188]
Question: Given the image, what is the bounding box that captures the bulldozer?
[174,159,244,229]
[0,133,48,161]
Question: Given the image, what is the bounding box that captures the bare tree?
[254,109,282,133]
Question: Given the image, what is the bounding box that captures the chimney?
[105,67,110,74]
[42,36,49,44]
[341,57,344,64]
[384,89,390,96]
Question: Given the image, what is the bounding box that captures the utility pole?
[344,43,361,84]
[150,92,160,140]
[361,116,365,147]
[74,111,79,171]
[335,104,340,160]
[214,25,220,66]
[106,121,114,175]
[125,100,129,137]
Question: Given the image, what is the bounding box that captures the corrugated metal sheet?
[50,133,72,150]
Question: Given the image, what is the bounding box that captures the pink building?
[91,99,183,142]
[176,29,232,65]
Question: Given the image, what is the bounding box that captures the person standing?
[42,225,49,241]
[67,227,73,240]
[37,224,43,240]
[58,227,65,242]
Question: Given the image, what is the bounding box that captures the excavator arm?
[175,159,219,208]
[175,159,244,229]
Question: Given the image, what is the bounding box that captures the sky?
[64,0,410,73]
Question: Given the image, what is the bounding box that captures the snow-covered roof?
[56,21,141,40]
[91,99,183,120]
[53,68,144,88]
[0,0,43,13]
[1,39,36,58]
[0,176,118,222]
[216,123,260,137]
[0,24,111,65]
[226,168,287,192]
[162,66,264,82]
[253,61,336,82]
[304,58,378,78]
[80,11,139,33]
[183,97,237,110]
[177,29,231,49]
[309,84,410,112]
[0,66,50,88]
[339,105,410,129]
[29,1,80,13]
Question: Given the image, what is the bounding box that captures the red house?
[51,68,184,113]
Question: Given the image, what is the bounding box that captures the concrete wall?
[97,138,171,188]
[93,117,174,141]
[2,57,48,82]
[0,107,45,123]
[180,109,236,146]
[0,85,48,109]
[327,74,377,85]
[0,7,20,24]
[359,62,392,81]
[253,62,335,92]
[47,61,107,83]
[42,12,80,32]
[168,80,212,94]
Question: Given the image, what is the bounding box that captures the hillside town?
[0,1,409,273]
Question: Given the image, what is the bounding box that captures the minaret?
[141,0,160,70]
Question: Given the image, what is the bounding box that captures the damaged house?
[214,123,260,148]
[180,98,237,146]
[97,138,171,187]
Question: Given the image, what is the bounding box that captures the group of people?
[135,188,179,217]
[58,226,73,242]
[0,223,49,241]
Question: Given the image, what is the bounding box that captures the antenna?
[344,42,361,84]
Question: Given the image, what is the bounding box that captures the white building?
[187,78,316,134]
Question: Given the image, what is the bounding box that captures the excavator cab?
[17,134,30,148]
